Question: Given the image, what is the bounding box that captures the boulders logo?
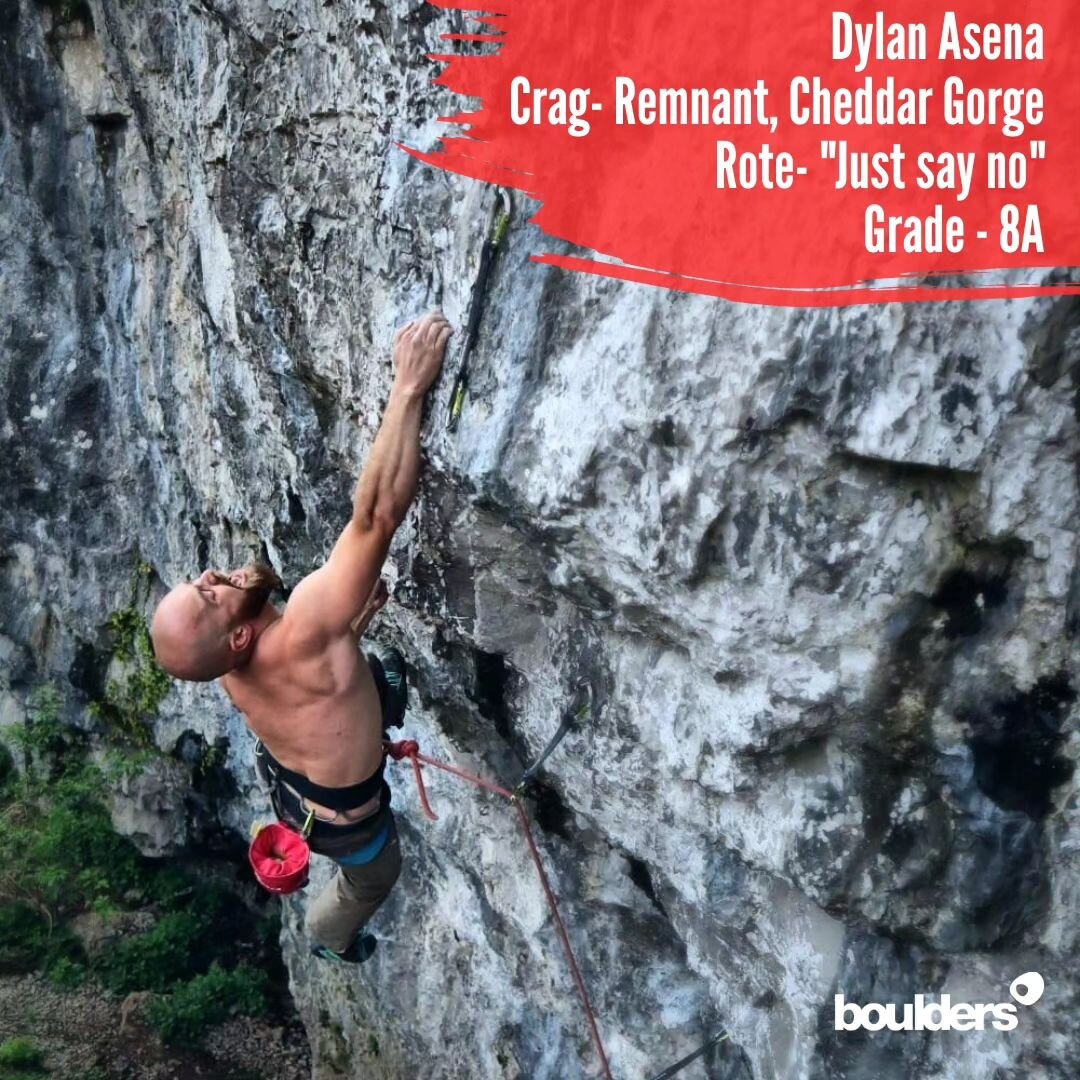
[834,972,1045,1033]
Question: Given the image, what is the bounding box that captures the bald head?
[150,564,282,682]
[150,584,235,682]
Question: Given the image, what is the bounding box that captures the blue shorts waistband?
[334,816,392,866]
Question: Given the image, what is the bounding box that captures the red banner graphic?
[407,0,1080,306]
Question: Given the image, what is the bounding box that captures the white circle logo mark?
[1008,972,1045,1007]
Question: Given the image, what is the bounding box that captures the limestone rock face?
[1,2,1078,1079]
[99,751,193,858]
[69,908,155,960]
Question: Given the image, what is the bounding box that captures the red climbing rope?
[513,799,614,1080]
[386,740,440,821]
[387,739,515,801]
[384,739,614,1080]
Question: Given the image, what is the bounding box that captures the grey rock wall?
[1,2,1078,1078]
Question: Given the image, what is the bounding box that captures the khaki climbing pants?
[304,813,403,954]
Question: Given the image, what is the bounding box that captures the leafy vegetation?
[0,902,83,981]
[0,689,143,935]
[0,693,138,989]
[3,687,66,775]
[102,746,160,783]
[0,1036,47,1075]
[87,606,171,749]
[146,962,269,1045]
[96,881,235,995]
[85,559,172,749]
[0,682,279,1046]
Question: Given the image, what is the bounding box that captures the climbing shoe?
[368,648,408,733]
[311,933,377,965]
[381,648,408,727]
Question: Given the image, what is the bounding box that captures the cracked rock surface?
[1,2,1078,1078]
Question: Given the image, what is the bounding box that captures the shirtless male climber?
[150,311,452,964]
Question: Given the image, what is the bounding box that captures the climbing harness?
[248,810,314,894]
[257,738,389,813]
[385,736,614,1080]
[648,1029,731,1080]
[247,651,403,895]
[447,186,513,430]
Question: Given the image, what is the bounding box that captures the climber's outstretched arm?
[283,312,451,647]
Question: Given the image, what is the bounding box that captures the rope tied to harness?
[384,739,438,822]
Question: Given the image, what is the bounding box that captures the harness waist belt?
[260,743,387,812]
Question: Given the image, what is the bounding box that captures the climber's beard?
[235,562,284,619]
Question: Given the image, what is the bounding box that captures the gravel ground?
[0,972,311,1080]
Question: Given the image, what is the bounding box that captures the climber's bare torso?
[221,590,387,823]
[150,316,449,825]
[214,314,450,824]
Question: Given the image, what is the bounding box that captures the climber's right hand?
[391,311,452,398]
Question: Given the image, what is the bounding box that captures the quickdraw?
[648,1029,731,1080]
[515,683,592,795]
[447,186,513,430]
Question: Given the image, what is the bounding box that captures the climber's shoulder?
[277,521,391,647]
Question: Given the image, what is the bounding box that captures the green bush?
[0,796,146,918]
[102,747,160,783]
[0,688,157,985]
[0,903,48,973]
[96,878,238,995]
[142,864,192,909]
[0,1035,46,1071]
[145,962,268,1046]
[45,954,86,990]
[0,903,83,978]
[0,683,150,925]
[185,880,230,923]
[2,686,68,795]
[15,687,66,756]
[0,681,280,1054]
[97,911,204,994]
